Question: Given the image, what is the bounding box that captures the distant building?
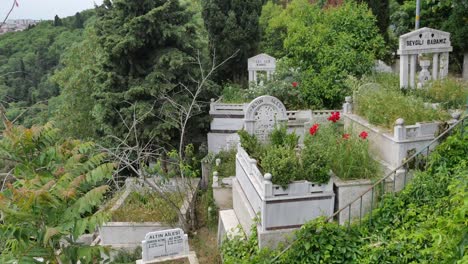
[0,19,41,35]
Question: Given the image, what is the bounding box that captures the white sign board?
[244,96,287,142]
[248,53,276,83]
[248,53,276,71]
[142,228,189,262]
[398,27,452,55]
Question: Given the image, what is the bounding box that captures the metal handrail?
[272,115,466,262]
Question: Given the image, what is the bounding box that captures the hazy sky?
[1,0,104,20]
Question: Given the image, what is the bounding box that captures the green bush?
[238,130,264,161]
[276,0,384,109]
[270,124,299,150]
[214,149,237,177]
[303,123,379,181]
[261,146,300,188]
[221,130,468,263]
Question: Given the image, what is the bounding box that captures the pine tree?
[74,12,84,29]
[201,0,264,83]
[93,0,202,146]
[360,0,390,42]
[53,15,63,27]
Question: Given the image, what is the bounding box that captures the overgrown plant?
[0,123,114,263]
[219,129,468,263]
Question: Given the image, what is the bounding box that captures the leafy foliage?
[221,129,468,263]
[92,0,207,146]
[0,123,114,263]
[214,148,237,177]
[201,0,264,83]
[0,11,95,128]
[262,146,300,188]
[259,0,385,109]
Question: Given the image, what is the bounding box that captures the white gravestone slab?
[248,53,276,83]
[398,27,452,89]
[244,96,288,142]
[141,228,189,262]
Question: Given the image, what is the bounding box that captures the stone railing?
[235,144,334,231]
[209,98,246,116]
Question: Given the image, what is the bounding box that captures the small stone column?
[212,171,219,188]
[409,55,417,88]
[343,96,352,114]
[440,52,449,78]
[263,173,272,197]
[400,55,409,88]
[394,118,406,141]
[432,53,439,80]
[418,60,431,88]
[449,111,461,125]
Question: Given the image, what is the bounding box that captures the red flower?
[309,123,319,136]
[359,131,369,140]
[292,82,298,87]
[327,111,341,123]
[342,133,350,140]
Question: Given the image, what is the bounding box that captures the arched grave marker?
[244,95,287,142]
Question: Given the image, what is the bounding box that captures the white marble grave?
[141,228,189,262]
[398,27,452,89]
[248,53,276,84]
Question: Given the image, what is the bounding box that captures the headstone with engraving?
[141,228,189,262]
[248,53,276,84]
[244,96,288,142]
[398,27,452,89]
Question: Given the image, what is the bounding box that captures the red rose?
[327,111,341,123]
[292,82,298,87]
[309,123,319,136]
[359,131,369,140]
[342,133,350,140]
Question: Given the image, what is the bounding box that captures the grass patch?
[111,191,185,223]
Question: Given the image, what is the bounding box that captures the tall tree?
[93,0,204,147]
[201,0,264,83]
[53,15,63,27]
[360,0,390,42]
[74,12,84,29]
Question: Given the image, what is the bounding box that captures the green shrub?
[238,130,264,161]
[214,149,237,177]
[219,131,468,264]
[270,124,299,150]
[303,123,378,181]
[221,83,251,104]
[261,146,300,188]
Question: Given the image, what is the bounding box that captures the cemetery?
[0,1,467,264]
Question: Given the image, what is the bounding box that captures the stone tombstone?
[248,53,276,84]
[398,27,452,89]
[244,96,287,142]
[141,228,189,262]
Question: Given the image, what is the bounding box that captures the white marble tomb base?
[136,251,199,264]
